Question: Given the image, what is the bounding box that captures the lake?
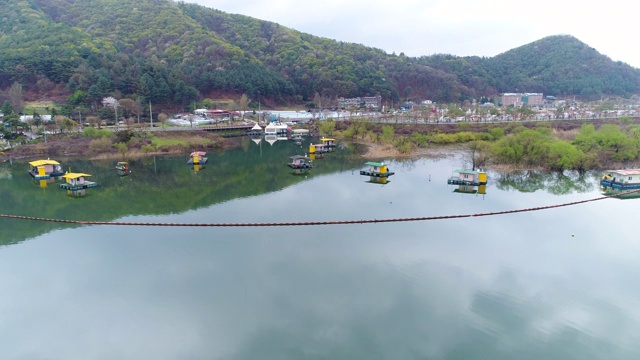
[1,137,639,359]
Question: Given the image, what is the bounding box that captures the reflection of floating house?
[28,159,63,179]
[115,161,130,175]
[453,184,487,195]
[367,176,390,184]
[59,173,98,190]
[601,169,640,190]
[320,137,336,147]
[187,151,208,165]
[292,128,309,137]
[291,167,311,175]
[265,135,278,146]
[287,155,312,169]
[447,169,487,186]
[360,162,394,177]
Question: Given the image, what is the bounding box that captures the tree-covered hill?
[0,0,638,110]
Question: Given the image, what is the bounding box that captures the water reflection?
[1,144,640,359]
[495,170,594,195]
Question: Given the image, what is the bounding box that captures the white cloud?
[184,0,640,68]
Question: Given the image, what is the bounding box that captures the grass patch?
[23,101,62,115]
[152,137,188,147]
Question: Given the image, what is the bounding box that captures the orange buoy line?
[1,190,638,227]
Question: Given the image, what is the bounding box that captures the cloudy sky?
[184,0,640,68]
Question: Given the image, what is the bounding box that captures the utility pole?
[149,101,153,129]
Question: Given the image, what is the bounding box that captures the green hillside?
[0,0,638,110]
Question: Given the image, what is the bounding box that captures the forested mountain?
[0,0,638,111]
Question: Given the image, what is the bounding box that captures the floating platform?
[447,178,486,186]
[360,170,394,177]
[59,180,98,190]
[600,179,640,190]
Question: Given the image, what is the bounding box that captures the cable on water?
[1,189,638,228]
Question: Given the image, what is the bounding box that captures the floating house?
[287,155,312,169]
[59,172,98,190]
[309,143,329,155]
[359,162,394,177]
[28,159,63,180]
[264,122,277,135]
[601,169,640,190]
[247,122,263,136]
[447,169,487,186]
[187,151,208,165]
[264,122,289,135]
[320,137,336,148]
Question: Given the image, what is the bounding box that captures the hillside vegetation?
[0,0,639,110]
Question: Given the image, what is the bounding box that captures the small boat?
[187,151,208,165]
[447,169,487,186]
[287,155,312,169]
[601,169,640,190]
[115,161,130,175]
[28,159,64,179]
[359,161,394,178]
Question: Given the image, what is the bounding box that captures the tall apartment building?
[501,93,543,106]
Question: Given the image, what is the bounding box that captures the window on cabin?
[629,177,633,181]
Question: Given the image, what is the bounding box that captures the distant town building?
[339,95,382,110]
[501,93,543,107]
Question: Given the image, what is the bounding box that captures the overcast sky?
[183,0,640,68]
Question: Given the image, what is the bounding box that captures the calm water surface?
[1,138,639,359]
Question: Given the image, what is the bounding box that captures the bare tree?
[239,94,249,122]
[54,115,66,133]
[8,82,24,114]
[158,113,168,129]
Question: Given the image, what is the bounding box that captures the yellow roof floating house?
[320,137,336,147]
[59,172,98,190]
[28,159,63,179]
